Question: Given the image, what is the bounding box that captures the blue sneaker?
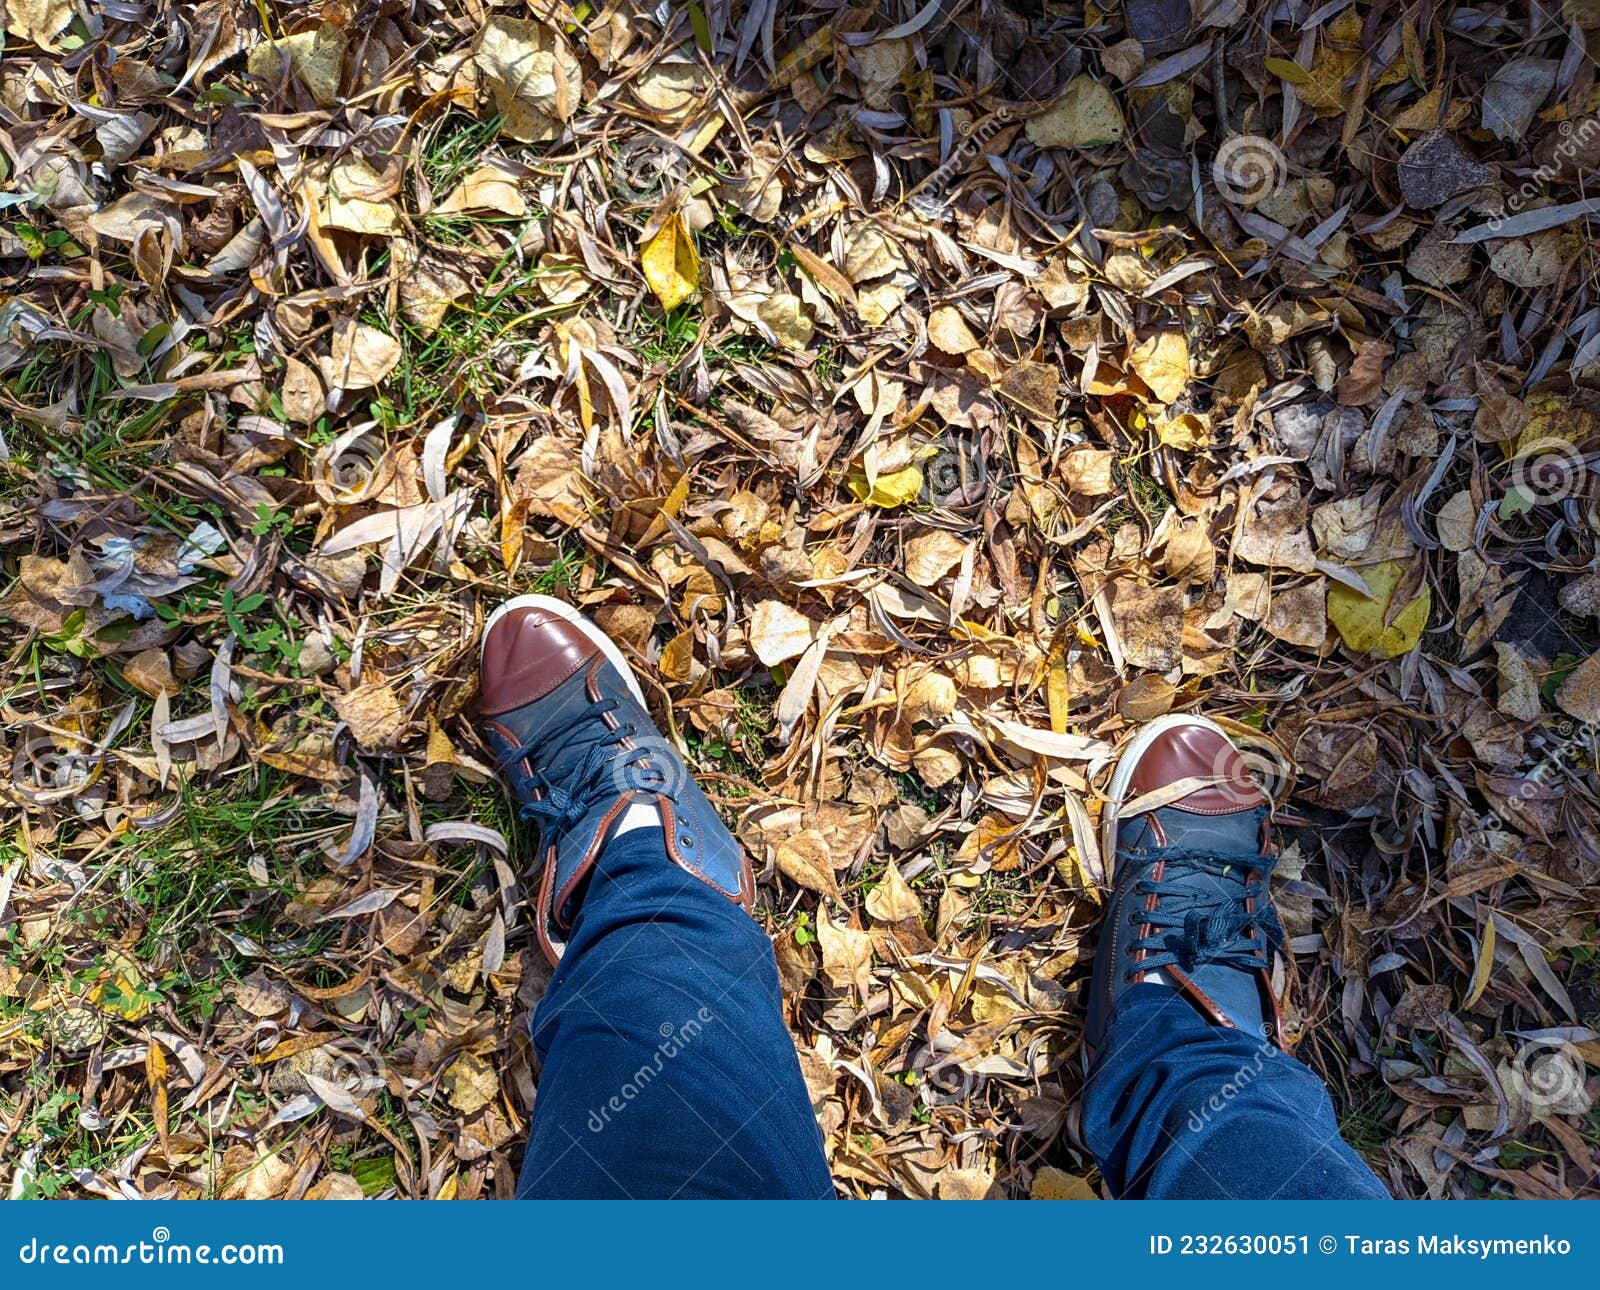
[1085,715,1284,1066]
[476,595,753,963]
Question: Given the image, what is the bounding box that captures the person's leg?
[517,825,833,1198]
[1083,984,1389,1198]
[475,595,830,1199]
[1083,715,1390,1200]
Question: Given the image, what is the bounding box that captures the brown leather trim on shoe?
[1165,965,1235,1028]
[1163,965,1287,1051]
[660,797,756,911]
[479,607,600,715]
[534,842,563,965]
[549,795,632,934]
[1133,856,1164,981]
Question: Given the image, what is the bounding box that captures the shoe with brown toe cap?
[476,595,754,965]
[1085,715,1285,1068]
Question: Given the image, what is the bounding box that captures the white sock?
[612,800,663,837]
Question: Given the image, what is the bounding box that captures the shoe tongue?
[1177,962,1270,1035]
[1125,803,1266,854]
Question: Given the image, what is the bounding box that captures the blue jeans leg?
[1083,984,1391,1198]
[516,826,833,1198]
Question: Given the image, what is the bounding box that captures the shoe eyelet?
[679,832,695,849]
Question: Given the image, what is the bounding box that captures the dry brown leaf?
[775,829,840,901]
[864,862,922,924]
[927,306,980,355]
[281,356,325,425]
[749,601,818,667]
[247,28,348,107]
[334,682,406,752]
[1555,650,1600,724]
[904,531,968,586]
[324,320,402,392]
[473,17,582,142]
[817,913,873,997]
[436,165,528,216]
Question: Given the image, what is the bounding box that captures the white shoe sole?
[481,594,647,708]
[1100,713,1232,879]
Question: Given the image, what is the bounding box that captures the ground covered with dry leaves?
[0,0,1598,1200]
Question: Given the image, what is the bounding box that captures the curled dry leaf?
[472,17,583,143]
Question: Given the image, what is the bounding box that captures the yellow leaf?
[1513,394,1595,455]
[88,950,153,1021]
[472,17,583,142]
[246,28,350,109]
[1263,56,1312,84]
[1153,410,1210,451]
[441,1051,498,1115]
[757,293,814,348]
[848,464,924,508]
[324,157,400,235]
[1128,331,1190,404]
[1327,560,1431,658]
[1046,656,1070,733]
[641,212,700,311]
[1464,916,1496,1008]
[1031,1166,1098,1200]
[1026,76,1126,149]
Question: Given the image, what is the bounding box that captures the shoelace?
[508,695,676,836]
[1127,847,1282,976]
